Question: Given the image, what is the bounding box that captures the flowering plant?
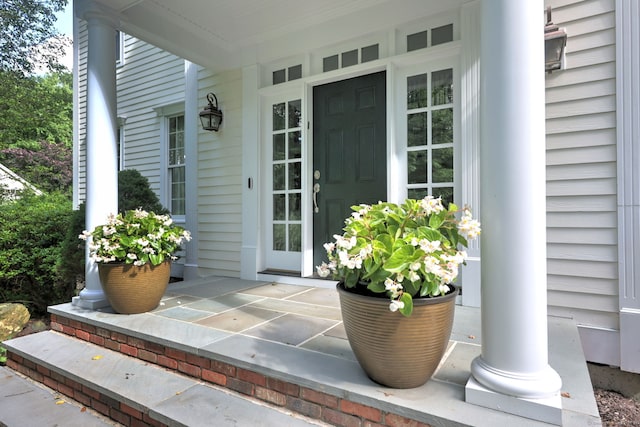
[316,197,480,316]
[80,209,191,266]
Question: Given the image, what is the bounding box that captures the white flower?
[384,278,403,298]
[389,300,405,312]
[408,271,420,282]
[323,242,335,254]
[458,209,481,239]
[420,239,441,253]
[316,262,331,278]
[420,196,445,215]
[126,253,137,260]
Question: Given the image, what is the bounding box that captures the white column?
[183,60,199,280]
[616,0,640,374]
[465,0,562,424]
[73,10,118,309]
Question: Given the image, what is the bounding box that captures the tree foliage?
[0,0,69,75]
[0,140,72,194]
[0,71,73,148]
[0,70,73,194]
[0,192,75,315]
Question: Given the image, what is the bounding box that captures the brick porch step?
[3,331,326,427]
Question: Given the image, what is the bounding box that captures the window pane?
[288,161,301,190]
[273,103,286,131]
[273,164,285,190]
[273,194,286,220]
[432,69,453,105]
[273,134,285,160]
[432,108,453,145]
[273,224,286,251]
[289,193,301,220]
[288,64,302,81]
[289,224,301,252]
[408,188,429,200]
[432,24,453,46]
[407,113,427,147]
[288,100,301,128]
[432,147,454,183]
[170,167,185,215]
[273,69,286,85]
[407,30,428,52]
[342,49,358,67]
[407,150,427,184]
[434,187,454,207]
[361,44,379,62]
[407,74,429,109]
[323,55,338,72]
[288,131,301,159]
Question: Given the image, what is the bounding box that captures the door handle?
[313,183,320,213]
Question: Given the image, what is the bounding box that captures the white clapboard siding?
[116,35,186,195]
[544,0,618,365]
[195,68,244,277]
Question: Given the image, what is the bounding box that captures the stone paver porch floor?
[50,276,601,426]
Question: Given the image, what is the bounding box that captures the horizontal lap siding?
[117,36,185,194]
[545,0,618,330]
[196,69,243,277]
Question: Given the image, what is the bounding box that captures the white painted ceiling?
[79,0,468,71]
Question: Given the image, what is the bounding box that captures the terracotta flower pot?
[98,261,171,314]
[337,282,458,388]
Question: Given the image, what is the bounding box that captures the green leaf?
[399,293,413,317]
[367,280,386,293]
[383,244,414,273]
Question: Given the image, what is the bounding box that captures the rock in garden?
[0,303,31,341]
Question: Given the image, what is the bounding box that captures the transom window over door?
[168,114,185,215]
[406,68,454,204]
[272,99,302,254]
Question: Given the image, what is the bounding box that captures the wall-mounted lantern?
[199,93,223,131]
[544,7,567,73]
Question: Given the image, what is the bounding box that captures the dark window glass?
[432,24,453,46]
[342,49,358,67]
[361,44,379,63]
[273,69,286,85]
[407,30,428,52]
[323,55,339,72]
[288,64,302,81]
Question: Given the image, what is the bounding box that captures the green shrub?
[0,192,74,315]
[118,169,168,214]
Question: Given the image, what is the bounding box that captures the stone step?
[3,331,326,427]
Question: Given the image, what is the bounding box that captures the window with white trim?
[167,114,185,215]
[271,99,302,253]
[406,68,454,204]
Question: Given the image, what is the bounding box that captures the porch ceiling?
[80,0,469,71]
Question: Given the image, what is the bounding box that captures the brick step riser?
[41,313,431,427]
[5,354,166,427]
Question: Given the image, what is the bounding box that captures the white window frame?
[155,102,185,221]
[261,88,306,272]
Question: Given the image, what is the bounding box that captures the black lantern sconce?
[199,92,223,131]
[544,7,567,73]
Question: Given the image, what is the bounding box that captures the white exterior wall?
[544,0,620,365]
[116,35,185,196]
[196,69,244,278]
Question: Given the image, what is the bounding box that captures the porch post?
[73,7,118,309]
[465,0,563,424]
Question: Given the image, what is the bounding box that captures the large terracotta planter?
[337,283,458,388]
[98,262,171,314]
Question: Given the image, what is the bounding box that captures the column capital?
[75,0,120,28]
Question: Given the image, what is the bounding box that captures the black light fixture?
[199,92,223,131]
[544,7,567,73]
